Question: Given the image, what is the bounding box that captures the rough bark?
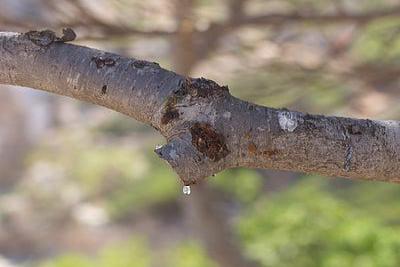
[1,31,399,185]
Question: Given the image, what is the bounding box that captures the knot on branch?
[160,77,229,125]
[25,28,76,47]
[155,136,227,185]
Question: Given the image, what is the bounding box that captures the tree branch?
[235,6,400,26]
[1,31,399,185]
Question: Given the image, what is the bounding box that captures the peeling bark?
[1,31,399,185]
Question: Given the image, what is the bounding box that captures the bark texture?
[1,31,399,185]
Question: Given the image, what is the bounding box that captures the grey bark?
[1,31,399,185]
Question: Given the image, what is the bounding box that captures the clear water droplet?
[182,185,191,195]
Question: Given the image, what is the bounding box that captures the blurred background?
[1,0,400,266]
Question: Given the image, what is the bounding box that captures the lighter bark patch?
[344,145,353,171]
[67,73,80,89]
[169,149,179,160]
[223,111,231,119]
[278,111,298,132]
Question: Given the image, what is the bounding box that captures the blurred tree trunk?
[172,1,256,266]
[0,88,29,190]
[184,183,256,267]
[172,0,196,75]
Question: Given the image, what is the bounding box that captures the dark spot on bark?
[25,30,56,47]
[184,180,197,186]
[59,28,76,42]
[348,124,362,135]
[190,122,229,162]
[92,56,116,69]
[132,60,160,69]
[133,60,146,68]
[248,142,257,154]
[248,104,254,111]
[101,85,107,95]
[262,150,279,156]
[180,77,229,98]
[25,28,77,46]
[154,148,163,157]
[161,97,180,125]
[133,60,147,68]
[161,108,179,125]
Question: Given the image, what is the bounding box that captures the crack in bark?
[344,145,353,171]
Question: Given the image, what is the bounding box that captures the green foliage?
[39,239,217,267]
[211,168,263,203]
[106,152,178,219]
[166,242,217,267]
[39,239,150,267]
[238,178,400,267]
[332,181,400,225]
[40,254,93,267]
[28,130,179,220]
[353,18,400,62]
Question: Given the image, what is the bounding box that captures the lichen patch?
[278,111,298,132]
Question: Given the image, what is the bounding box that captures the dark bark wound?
[101,85,107,95]
[25,28,76,47]
[132,60,159,69]
[161,96,180,125]
[181,77,229,98]
[25,30,56,47]
[59,28,77,42]
[92,56,116,69]
[190,122,229,162]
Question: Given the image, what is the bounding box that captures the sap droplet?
[182,185,191,195]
